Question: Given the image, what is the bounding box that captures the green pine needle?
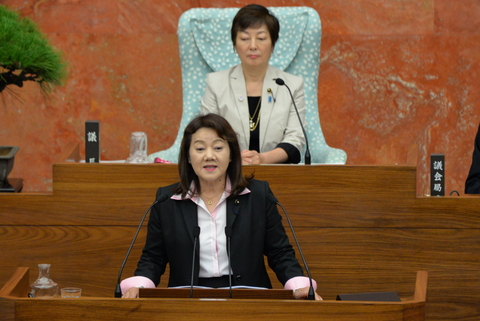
[0,5,67,95]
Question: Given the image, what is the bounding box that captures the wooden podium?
[140,287,294,299]
[0,267,427,321]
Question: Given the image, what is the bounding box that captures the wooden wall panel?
[1,161,480,320]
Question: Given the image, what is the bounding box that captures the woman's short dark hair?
[231,4,280,49]
[175,113,251,198]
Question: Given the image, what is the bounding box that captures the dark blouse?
[247,96,301,164]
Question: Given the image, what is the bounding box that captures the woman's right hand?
[122,287,140,298]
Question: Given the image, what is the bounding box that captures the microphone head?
[274,78,285,86]
[155,193,169,203]
[267,194,279,204]
[193,226,201,238]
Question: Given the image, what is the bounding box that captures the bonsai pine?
[0,5,67,97]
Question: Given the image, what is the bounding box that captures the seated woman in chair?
[201,4,306,165]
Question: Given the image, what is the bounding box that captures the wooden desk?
[0,267,426,321]
[0,143,479,320]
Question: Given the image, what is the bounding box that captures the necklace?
[249,97,261,131]
[201,191,224,205]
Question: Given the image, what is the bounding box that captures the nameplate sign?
[430,154,445,196]
[85,120,100,163]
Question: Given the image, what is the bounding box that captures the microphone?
[268,194,315,300]
[190,226,201,298]
[225,226,233,298]
[274,78,311,165]
[114,191,169,298]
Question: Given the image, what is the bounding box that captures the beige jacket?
[201,64,306,155]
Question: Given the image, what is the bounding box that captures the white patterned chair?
[148,7,347,164]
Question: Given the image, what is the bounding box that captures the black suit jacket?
[466,124,480,194]
[133,179,304,288]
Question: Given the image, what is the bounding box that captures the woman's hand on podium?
[122,287,140,298]
[293,287,323,300]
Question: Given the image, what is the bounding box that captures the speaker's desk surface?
[0,267,427,321]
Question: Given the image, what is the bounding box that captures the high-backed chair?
[148,7,347,164]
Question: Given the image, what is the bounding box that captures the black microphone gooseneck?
[114,192,169,298]
[225,226,233,299]
[190,226,201,298]
[274,78,311,165]
[268,194,315,300]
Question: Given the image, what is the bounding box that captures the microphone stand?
[274,78,311,165]
[268,194,315,300]
[190,226,201,298]
[114,193,168,298]
[225,226,233,299]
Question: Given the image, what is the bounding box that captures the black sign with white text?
[430,154,445,196]
[85,120,100,163]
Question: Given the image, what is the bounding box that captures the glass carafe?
[125,132,149,163]
[29,263,58,298]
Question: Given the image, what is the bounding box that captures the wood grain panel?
[1,225,479,319]
[0,268,425,321]
[2,164,480,227]
[2,162,480,320]
[0,226,151,296]
[6,297,423,321]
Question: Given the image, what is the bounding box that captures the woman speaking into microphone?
[120,114,320,300]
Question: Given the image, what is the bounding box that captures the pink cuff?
[120,276,155,294]
[284,276,317,291]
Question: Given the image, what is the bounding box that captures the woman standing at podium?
[121,114,320,300]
